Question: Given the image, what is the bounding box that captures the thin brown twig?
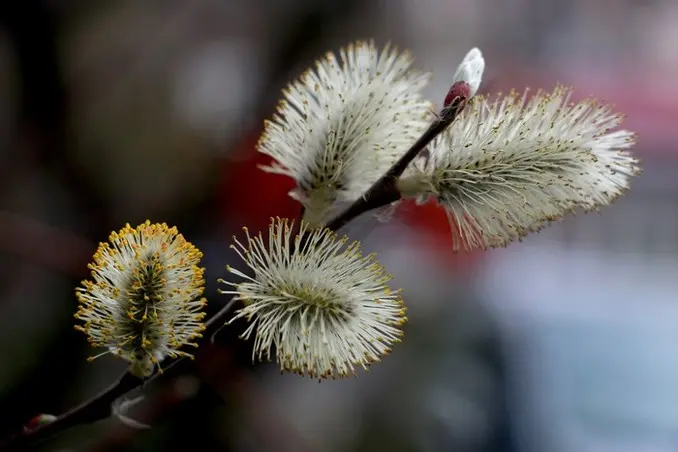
[0,300,239,451]
[326,96,468,231]
[0,90,469,452]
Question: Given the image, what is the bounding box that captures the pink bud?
[443,81,471,108]
[23,414,57,432]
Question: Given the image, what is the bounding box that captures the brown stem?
[0,298,239,451]
[0,373,141,451]
[326,96,467,232]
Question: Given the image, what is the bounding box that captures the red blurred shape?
[217,129,301,232]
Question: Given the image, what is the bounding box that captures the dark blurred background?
[1,1,677,451]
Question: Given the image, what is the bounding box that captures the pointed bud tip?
[464,47,483,61]
[452,47,485,97]
[24,414,57,432]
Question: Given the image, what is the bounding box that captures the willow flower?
[74,221,207,377]
[258,40,431,226]
[219,218,407,379]
[399,85,640,250]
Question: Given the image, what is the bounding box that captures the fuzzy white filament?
[399,85,640,250]
[74,221,207,377]
[219,218,407,379]
[258,41,432,226]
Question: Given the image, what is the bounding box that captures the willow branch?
[326,96,467,231]
[0,299,239,451]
